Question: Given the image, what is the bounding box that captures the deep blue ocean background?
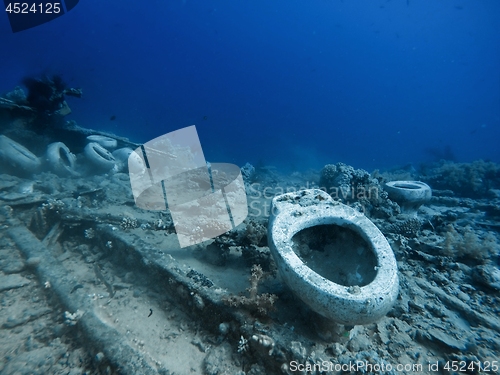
[1,0,499,171]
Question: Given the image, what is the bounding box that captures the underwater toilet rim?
[386,180,430,190]
[393,183,422,189]
[268,189,399,324]
[271,211,397,297]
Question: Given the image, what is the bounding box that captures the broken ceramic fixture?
[384,180,432,215]
[268,189,399,325]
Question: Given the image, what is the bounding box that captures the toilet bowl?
[268,189,399,325]
[384,181,431,215]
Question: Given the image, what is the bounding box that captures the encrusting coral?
[421,160,500,198]
[388,218,422,238]
[319,162,400,219]
[244,219,267,247]
[222,264,278,315]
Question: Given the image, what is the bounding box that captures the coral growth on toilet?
[319,163,400,219]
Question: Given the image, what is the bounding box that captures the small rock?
[1,259,25,274]
[25,257,41,268]
[290,341,307,362]
[472,265,500,291]
[0,274,31,292]
[218,322,230,336]
[426,328,469,352]
[193,293,205,310]
[251,334,275,356]
[191,337,209,353]
[348,333,371,352]
[95,352,105,363]
[376,322,391,345]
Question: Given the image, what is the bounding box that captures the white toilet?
[268,189,399,325]
[384,180,432,215]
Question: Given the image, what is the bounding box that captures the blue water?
[1,0,499,171]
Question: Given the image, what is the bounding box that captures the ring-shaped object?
[0,135,41,173]
[268,189,399,325]
[84,142,116,171]
[384,181,432,215]
[46,142,77,176]
[86,135,117,150]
